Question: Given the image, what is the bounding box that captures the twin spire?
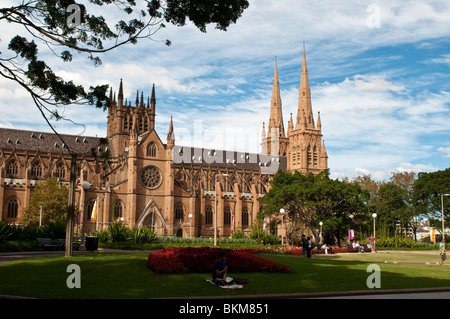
[263,44,321,137]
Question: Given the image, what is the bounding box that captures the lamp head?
[82,181,91,191]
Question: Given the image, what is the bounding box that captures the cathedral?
[0,46,327,238]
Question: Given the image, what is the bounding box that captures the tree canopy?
[0,0,250,148]
[413,167,450,232]
[21,178,73,226]
[261,169,366,246]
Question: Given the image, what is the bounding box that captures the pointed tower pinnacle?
[167,116,175,148]
[317,111,322,132]
[296,43,315,130]
[140,91,144,108]
[118,79,124,107]
[268,57,285,138]
[262,122,266,140]
[150,84,156,113]
[135,90,139,107]
[287,113,294,135]
[150,84,156,131]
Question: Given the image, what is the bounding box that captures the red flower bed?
[147,247,291,274]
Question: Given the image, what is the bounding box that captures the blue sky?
[0,0,449,180]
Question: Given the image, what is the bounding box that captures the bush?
[0,220,65,242]
[147,247,291,274]
[130,227,158,244]
[249,229,281,245]
[40,220,66,239]
[374,236,417,248]
[107,221,130,242]
[231,230,247,239]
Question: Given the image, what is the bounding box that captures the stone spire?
[118,79,124,108]
[140,91,144,108]
[167,116,175,148]
[268,58,285,138]
[150,84,156,112]
[296,43,315,130]
[150,84,156,131]
[135,90,139,107]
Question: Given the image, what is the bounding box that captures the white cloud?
[438,147,450,158]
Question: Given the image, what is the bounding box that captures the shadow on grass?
[0,252,449,298]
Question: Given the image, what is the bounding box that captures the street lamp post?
[279,208,285,245]
[319,221,323,243]
[188,213,193,239]
[372,213,377,253]
[442,194,450,240]
[39,202,44,228]
[214,173,229,247]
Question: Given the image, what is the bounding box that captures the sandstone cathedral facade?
[0,46,327,238]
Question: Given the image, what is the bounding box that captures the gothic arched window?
[147,142,157,157]
[242,207,249,228]
[55,162,65,180]
[7,197,19,219]
[175,203,184,220]
[224,206,231,225]
[114,200,123,219]
[307,145,312,166]
[313,144,318,167]
[6,159,18,177]
[205,207,213,225]
[31,160,42,179]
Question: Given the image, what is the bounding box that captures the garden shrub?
[147,247,291,274]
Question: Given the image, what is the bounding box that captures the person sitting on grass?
[211,251,247,286]
[212,252,230,286]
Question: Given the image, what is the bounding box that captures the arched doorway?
[176,229,183,238]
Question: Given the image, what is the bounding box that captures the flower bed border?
[147,247,291,274]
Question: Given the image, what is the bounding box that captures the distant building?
[0,46,328,238]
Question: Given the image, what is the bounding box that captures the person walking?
[440,239,446,265]
[301,234,308,257]
[306,236,312,258]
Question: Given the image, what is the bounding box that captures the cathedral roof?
[172,145,287,173]
[0,128,107,155]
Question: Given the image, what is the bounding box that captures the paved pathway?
[0,248,157,264]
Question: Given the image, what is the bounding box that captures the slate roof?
[172,145,287,173]
[0,128,106,155]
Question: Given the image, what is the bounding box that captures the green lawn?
[0,252,449,298]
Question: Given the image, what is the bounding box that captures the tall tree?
[22,178,71,226]
[375,183,413,237]
[389,170,419,239]
[261,170,366,246]
[0,0,250,144]
[413,168,450,234]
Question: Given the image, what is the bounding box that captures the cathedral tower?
[107,80,157,157]
[262,45,328,174]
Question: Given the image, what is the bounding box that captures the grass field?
[0,251,449,298]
